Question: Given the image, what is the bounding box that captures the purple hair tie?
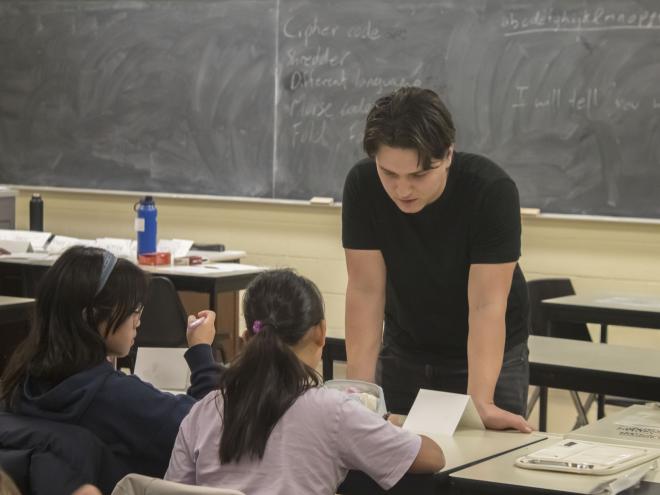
[252,320,263,334]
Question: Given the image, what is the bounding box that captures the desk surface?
[529,335,660,378]
[544,293,660,313]
[569,404,660,448]
[0,295,35,310]
[0,249,245,265]
[542,293,660,329]
[431,430,546,474]
[450,435,660,495]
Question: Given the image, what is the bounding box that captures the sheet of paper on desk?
[0,239,31,253]
[615,409,660,431]
[158,239,193,258]
[46,235,95,254]
[403,389,484,436]
[0,229,52,250]
[96,237,134,256]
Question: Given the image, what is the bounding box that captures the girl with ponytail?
[166,269,444,494]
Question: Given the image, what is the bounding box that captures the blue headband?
[96,250,118,295]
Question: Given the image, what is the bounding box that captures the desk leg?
[539,386,548,432]
[597,323,608,419]
[210,288,218,313]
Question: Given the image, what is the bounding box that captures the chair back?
[118,276,188,372]
[111,473,246,495]
[136,277,188,348]
[527,278,592,341]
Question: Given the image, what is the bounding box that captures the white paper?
[403,389,485,436]
[0,252,54,261]
[46,235,95,254]
[133,347,190,392]
[0,229,52,250]
[95,237,133,256]
[0,239,31,254]
[615,410,660,431]
[158,238,194,258]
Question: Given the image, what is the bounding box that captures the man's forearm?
[345,288,384,382]
[466,307,506,405]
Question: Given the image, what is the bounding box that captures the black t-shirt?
[342,152,529,362]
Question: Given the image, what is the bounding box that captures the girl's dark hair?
[218,269,324,463]
[363,86,456,169]
[0,246,148,408]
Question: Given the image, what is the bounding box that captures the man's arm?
[467,262,532,432]
[344,248,386,383]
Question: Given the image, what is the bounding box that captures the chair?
[526,278,642,429]
[111,473,245,495]
[119,277,188,372]
[0,412,130,495]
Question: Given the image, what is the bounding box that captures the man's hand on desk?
[186,310,216,347]
[475,401,533,433]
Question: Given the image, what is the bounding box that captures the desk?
[542,293,660,420]
[0,296,35,374]
[529,336,660,431]
[450,435,660,494]
[0,254,263,358]
[338,430,546,494]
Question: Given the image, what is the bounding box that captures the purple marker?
[187,316,207,330]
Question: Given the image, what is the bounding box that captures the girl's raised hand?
[186,310,216,347]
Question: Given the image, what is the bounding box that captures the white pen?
[188,316,207,330]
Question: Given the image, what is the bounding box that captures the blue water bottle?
[134,196,157,255]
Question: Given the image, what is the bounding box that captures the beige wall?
[13,189,660,348]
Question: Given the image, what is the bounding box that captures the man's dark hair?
[363,87,456,170]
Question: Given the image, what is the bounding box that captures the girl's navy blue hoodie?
[11,344,222,477]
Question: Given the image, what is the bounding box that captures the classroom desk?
[450,435,660,494]
[0,295,35,314]
[541,293,660,421]
[0,253,263,358]
[338,430,547,494]
[529,336,660,431]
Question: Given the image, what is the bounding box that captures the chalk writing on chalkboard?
[0,0,659,219]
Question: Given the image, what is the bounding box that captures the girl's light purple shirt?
[165,387,421,494]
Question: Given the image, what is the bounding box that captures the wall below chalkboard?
[0,0,659,218]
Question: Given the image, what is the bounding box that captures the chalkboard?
[1,0,659,219]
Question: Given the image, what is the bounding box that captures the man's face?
[375,145,453,214]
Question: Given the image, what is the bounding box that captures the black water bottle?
[29,193,44,231]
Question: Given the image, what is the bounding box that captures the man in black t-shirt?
[342,87,532,432]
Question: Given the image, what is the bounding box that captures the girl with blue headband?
[1,246,222,486]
